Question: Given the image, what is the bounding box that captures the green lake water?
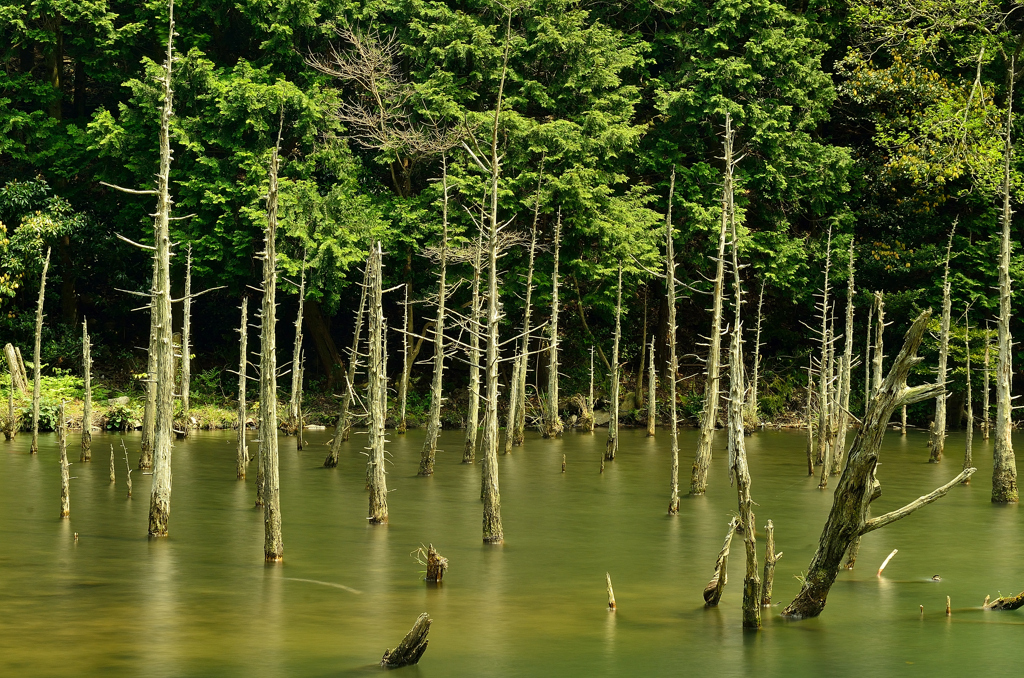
[1,426,1020,677]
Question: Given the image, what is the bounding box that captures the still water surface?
[0,427,1021,677]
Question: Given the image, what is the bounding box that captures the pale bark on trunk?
[511,164,543,447]
[647,336,656,437]
[761,520,782,608]
[366,243,389,524]
[325,263,368,467]
[871,292,884,398]
[261,123,284,560]
[146,4,177,537]
[81,318,92,459]
[30,248,51,455]
[782,310,973,619]
[983,326,991,440]
[637,290,647,410]
[463,235,482,463]
[59,400,70,517]
[289,259,305,437]
[745,282,765,427]
[237,296,248,479]
[586,346,596,433]
[4,344,28,394]
[703,517,737,606]
[397,283,411,434]
[109,443,116,482]
[833,241,856,473]
[5,370,14,440]
[806,356,815,476]
[815,230,833,470]
[691,116,733,496]
[542,210,563,439]
[665,170,681,514]
[181,245,192,418]
[380,614,430,668]
[964,313,973,483]
[929,230,954,463]
[139,268,156,470]
[864,302,873,416]
[421,162,450,474]
[901,405,907,435]
[993,59,1018,503]
[605,266,622,461]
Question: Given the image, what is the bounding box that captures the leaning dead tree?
[81,318,92,460]
[58,400,70,518]
[691,114,735,496]
[29,247,51,455]
[605,265,623,461]
[236,297,249,479]
[380,613,431,668]
[260,120,285,561]
[324,262,368,467]
[665,170,682,514]
[419,160,452,475]
[992,65,1018,503]
[365,243,389,524]
[542,210,564,439]
[288,257,306,440]
[929,228,955,463]
[510,163,543,448]
[703,517,737,606]
[4,343,28,395]
[782,310,975,619]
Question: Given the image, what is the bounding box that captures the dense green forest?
[1,0,1021,429]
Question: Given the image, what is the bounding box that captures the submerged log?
[381,613,431,668]
[704,517,738,607]
[984,590,1024,611]
[425,544,448,583]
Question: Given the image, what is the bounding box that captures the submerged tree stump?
[425,544,448,583]
[381,613,431,668]
[984,591,1024,611]
[704,517,738,607]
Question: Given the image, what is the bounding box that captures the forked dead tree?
[782,310,974,620]
[30,247,51,455]
[81,318,92,460]
[605,266,623,461]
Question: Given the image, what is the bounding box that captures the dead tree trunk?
[30,247,51,455]
[236,296,248,479]
[4,343,28,395]
[463,235,483,463]
[871,292,885,398]
[761,520,782,608]
[542,210,563,439]
[289,258,305,438]
[691,114,733,496]
[397,283,411,434]
[139,276,157,470]
[665,170,681,514]
[637,289,647,410]
[58,400,69,518]
[964,312,974,483]
[703,517,738,606]
[109,443,115,482]
[146,3,177,538]
[261,123,284,560]
[929,229,954,463]
[584,346,596,432]
[864,301,872,416]
[4,370,15,440]
[380,613,431,668]
[806,356,815,476]
[647,336,656,437]
[366,243,389,524]
[983,325,991,440]
[605,266,623,461]
[81,318,92,460]
[420,161,451,474]
[814,230,834,470]
[181,244,193,421]
[993,59,1018,503]
[511,163,543,447]
[745,281,765,427]
[782,310,974,620]
[325,262,368,467]
[833,241,856,474]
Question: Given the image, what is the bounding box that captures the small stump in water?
[426,544,448,583]
[381,613,431,668]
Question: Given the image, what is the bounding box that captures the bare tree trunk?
[964,312,973,483]
[929,230,954,463]
[647,336,656,437]
[81,318,92,460]
[366,243,389,524]
[237,296,248,479]
[5,370,15,440]
[901,406,907,435]
[864,301,872,416]
[139,273,156,469]
[511,163,543,447]
[146,2,177,538]
[543,210,563,439]
[289,259,305,437]
[58,400,69,517]
[806,356,815,476]
[421,161,450,474]
[109,443,116,482]
[30,248,51,455]
[585,346,596,433]
[745,282,765,427]
[833,241,856,473]
[665,170,681,514]
[983,325,991,440]
[815,230,834,469]
[463,235,483,463]
[761,520,782,608]
[782,310,973,620]
[260,121,284,560]
[637,289,647,409]
[691,115,733,496]
[703,518,737,606]
[397,283,411,434]
[4,343,28,395]
[871,292,884,398]
[993,59,1018,503]
[181,245,192,420]
[605,267,623,460]
[325,263,368,467]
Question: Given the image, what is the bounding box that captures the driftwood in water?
[984,590,1024,610]
[929,228,954,463]
[605,266,622,461]
[81,319,92,460]
[425,544,448,583]
[380,613,431,668]
[4,344,27,395]
[30,248,51,455]
[704,517,738,607]
[542,210,564,439]
[58,400,70,518]
[761,520,782,608]
[606,572,617,611]
[783,310,974,619]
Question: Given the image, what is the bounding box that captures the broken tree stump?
[380,613,431,668]
[606,572,617,611]
[425,544,448,583]
[762,520,782,608]
[984,590,1024,611]
[704,517,738,607]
